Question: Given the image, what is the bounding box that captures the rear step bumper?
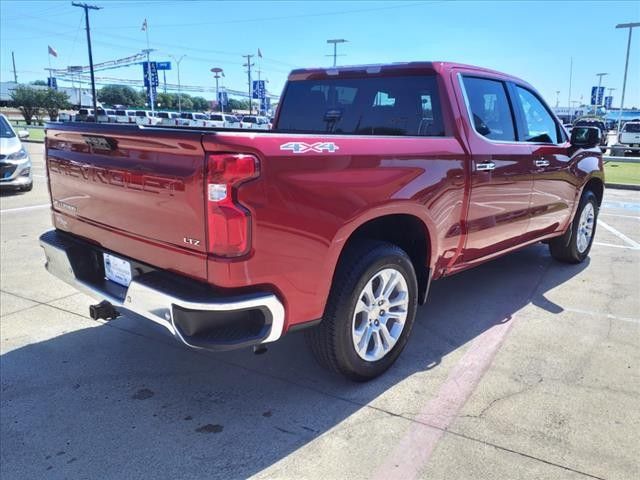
[39,230,285,351]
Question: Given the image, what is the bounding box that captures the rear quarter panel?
[203,132,468,326]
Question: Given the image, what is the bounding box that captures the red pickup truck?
[41,62,604,380]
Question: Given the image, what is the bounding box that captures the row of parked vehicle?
[60,108,272,130]
[562,117,640,155]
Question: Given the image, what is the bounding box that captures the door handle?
[476,161,496,172]
[535,158,550,168]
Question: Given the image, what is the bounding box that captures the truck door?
[456,74,533,262]
[509,83,576,238]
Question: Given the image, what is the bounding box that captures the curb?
[605,183,640,191]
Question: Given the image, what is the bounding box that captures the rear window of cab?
[276,75,444,136]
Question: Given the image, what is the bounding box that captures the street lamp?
[615,22,640,133]
[211,67,224,113]
[326,39,348,67]
[170,54,186,112]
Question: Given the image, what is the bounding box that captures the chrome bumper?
[39,230,285,351]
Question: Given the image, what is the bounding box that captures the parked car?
[179,112,213,127]
[208,113,241,128]
[58,112,74,122]
[96,108,116,123]
[74,108,94,122]
[41,61,604,381]
[240,115,270,129]
[0,113,32,192]
[113,109,136,124]
[618,121,640,147]
[133,110,160,126]
[157,111,180,126]
[574,118,608,146]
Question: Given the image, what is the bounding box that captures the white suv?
[208,113,241,128]
[240,115,270,130]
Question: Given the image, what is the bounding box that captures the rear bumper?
[39,230,285,351]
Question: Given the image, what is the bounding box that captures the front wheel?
[549,190,598,263]
[305,241,418,381]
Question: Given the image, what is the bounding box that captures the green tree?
[191,96,209,111]
[31,80,48,86]
[156,92,175,110]
[98,84,142,107]
[227,98,250,111]
[176,94,193,111]
[42,88,71,121]
[9,85,46,125]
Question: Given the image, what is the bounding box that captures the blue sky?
[1,0,638,108]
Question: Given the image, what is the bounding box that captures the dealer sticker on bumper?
[103,253,132,287]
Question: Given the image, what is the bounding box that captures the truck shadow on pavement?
[0,243,588,479]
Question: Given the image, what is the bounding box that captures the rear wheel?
[549,190,598,263]
[305,240,418,381]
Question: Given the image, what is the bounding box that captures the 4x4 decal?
[280,142,339,154]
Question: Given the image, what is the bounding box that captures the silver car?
[0,114,33,192]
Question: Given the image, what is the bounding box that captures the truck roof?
[288,61,528,85]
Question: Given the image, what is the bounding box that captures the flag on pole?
[257,48,263,58]
[141,18,148,31]
[48,45,58,57]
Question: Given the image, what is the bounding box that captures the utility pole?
[72,2,101,117]
[243,54,254,114]
[595,72,608,116]
[11,51,18,83]
[555,90,560,108]
[170,54,186,113]
[211,67,223,113]
[326,39,347,67]
[615,22,640,133]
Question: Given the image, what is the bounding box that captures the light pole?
[326,39,347,67]
[594,72,608,116]
[615,22,640,133]
[170,54,186,113]
[211,67,224,113]
[555,90,560,108]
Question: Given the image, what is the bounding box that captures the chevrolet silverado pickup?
[41,62,604,381]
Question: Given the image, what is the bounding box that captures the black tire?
[305,240,418,381]
[549,190,598,263]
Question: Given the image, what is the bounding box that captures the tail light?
[206,153,259,257]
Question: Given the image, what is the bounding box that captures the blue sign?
[142,61,159,87]
[260,96,270,111]
[591,86,605,106]
[252,80,266,99]
[604,96,613,110]
[47,77,57,89]
[217,91,228,107]
[156,61,171,70]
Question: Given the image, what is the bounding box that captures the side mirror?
[17,130,30,139]
[570,126,600,148]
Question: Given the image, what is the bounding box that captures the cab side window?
[462,76,516,142]
[515,86,560,144]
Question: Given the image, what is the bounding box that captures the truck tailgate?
[46,125,208,273]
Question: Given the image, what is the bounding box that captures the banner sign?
[252,80,266,99]
[591,86,605,106]
[218,90,228,107]
[604,96,613,110]
[47,77,58,89]
[156,61,171,70]
[142,61,159,87]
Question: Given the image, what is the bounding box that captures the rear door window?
[461,76,516,141]
[276,75,444,136]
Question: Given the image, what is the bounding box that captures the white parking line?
[594,241,640,250]
[599,213,640,220]
[564,307,640,325]
[597,219,640,249]
[0,204,50,214]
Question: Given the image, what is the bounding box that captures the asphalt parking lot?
[1,142,638,480]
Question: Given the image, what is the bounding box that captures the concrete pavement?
[1,143,638,479]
